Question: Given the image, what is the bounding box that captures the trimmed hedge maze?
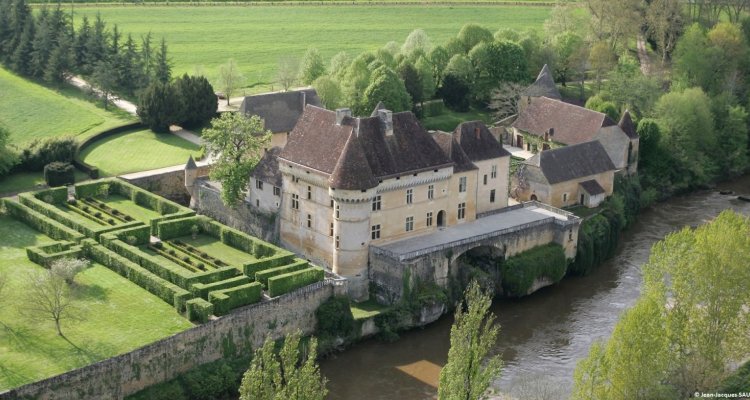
[2,179,325,323]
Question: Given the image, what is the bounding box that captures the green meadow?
[0,67,135,147]
[0,216,193,391]
[72,5,552,90]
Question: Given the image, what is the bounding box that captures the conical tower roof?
[618,110,639,139]
[524,64,561,100]
[328,133,378,190]
[370,101,387,117]
[185,155,198,170]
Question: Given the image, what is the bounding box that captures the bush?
[500,244,567,297]
[267,267,324,297]
[208,282,262,315]
[17,136,77,172]
[255,260,308,288]
[186,298,214,322]
[26,241,84,268]
[316,296,355,339]
[43,162,75,187]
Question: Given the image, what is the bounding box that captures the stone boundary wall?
[121,164,210,205]
[0,279,347,400]
[193,180,279,243]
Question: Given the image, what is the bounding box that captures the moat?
[320,175,750,399]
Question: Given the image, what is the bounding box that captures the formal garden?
[0,178,326,390]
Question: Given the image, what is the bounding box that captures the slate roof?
[618,110,639,139]
[279,106,453,190]
[432,132,477,173]
[185,155,197,170]
[251,147,282,186]
[239,89,322,133]
[523,64,562,100]
[453,121,510,162]
[512,96,617,145]
[371,101,387,117]
[579,179,605,195]
[524,141,616,184]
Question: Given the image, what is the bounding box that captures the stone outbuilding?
[239,88,322,148]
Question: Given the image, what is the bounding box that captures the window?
[335,235,340,249]
[291,194,299,210]
[372,195,381,211]
[406,189,413,204]
[428,185,434,200]
[256,180,263,190]
[330,199,334,207]
[459,176,467,193]
[458,202,466,220]
[563,193,568,203]
[256,199,259,207]
[329,222,334,237]
[371,224,381,240]
[490,189,496,203]
[405,216,414,232]
[483,174,487,185]
[426,212,433,227]
[307,186,312,200]
[307,214,312,228]
[335,203,340,218]
[491,165,497,178]
[273,186,280,196]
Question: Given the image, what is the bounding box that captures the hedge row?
[74,179,117,199]
[191,275,252,300]
[187,298,214,323]
[156,216,204,240]
[3,200,86,243]
[221,227,277,258]
[150,211,197,236]
[268,267,324,297]
[74,178,192,219]
[26,241,83,268]
[209,282,262,316]
[83,240,192,313]
[242,253,297,279]
[107,239,195,288]
[255,260,308,288]
[500,243,567,297]
[34,186,68,204]
[105,225,152,246]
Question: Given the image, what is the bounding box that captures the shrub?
[154,242,164,249]
[500,244,567,297]
[67,199,77,205]
[208,282,262,315]
[169,250,176,256]
[94,212,102,218]
[108,218,116,225]
[316,296,355,339]
[17,136,77,172]
[267,267,324,297]
[182,256,190,262]
[43,162,75,187]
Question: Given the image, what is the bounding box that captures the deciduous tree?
[277,56,300,91]
[50,258,90,285]
[438,280,502,400]
[0,126,18,177]
[299,47,326,85]
[457,24,493,53]
[312,75,343,110]
[24,269,76,337]
[401,29,432,59]
[202,112,271,206]
[361,66,411,115]
[217,59,244,106]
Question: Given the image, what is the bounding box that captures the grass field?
[0,67,135,147]
[0,216,193,391]
[79,129,201,176]
[72,5,551,92]
[422,108,494,131]
[0,170,90,196]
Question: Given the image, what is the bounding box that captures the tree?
[438,280,502,400]
[173,74,218,128]
[551,32,585,86]
[340,55,371,112]
[44,32,72,84]
[584,95,619,121]
[239,330,327,400]
[24,269,76,337]
[488,82,525,121]
[588,41,615,92]
[398,62,423,109]
[672,23,718,92]
[428,45,450,85]
[153,38,171,84]
[0,126,18,178]
[415,56,437,102]
[217,59,244,106]
[401,29,432,59]
[646,0,684,64]
[329,51,351,79]
[711,95,749,177]
[584,0,643,52]
[361,66,411,115]
[202,112,271,206]
[91,59,117,110]
[469,40,528,104]
[605,55,661,118]
[50,258,90,285]
[312,75,343,109]
[299,47,326,85]
[439,74,470,112]
[457,24,493,53]
[277,56,300,91]
[137,82,180,133]
[444,54,473,83]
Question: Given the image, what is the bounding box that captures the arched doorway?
[437,210,445,227]
[530,194,538,201]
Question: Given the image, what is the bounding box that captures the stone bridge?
[368,201,581,303]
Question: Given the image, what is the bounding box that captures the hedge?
[84,241,192,312]
[187,298,214,323]
[150,211,197,236]
[500,243,567,297]
[242,253,297,279]
[209,282,262,316]
[267,267,324,297]
[191,275,252,299]
[74,179,118,199]
[26,241,83,268]
[220,226,281,258]
[44,162,75,187]
[107,239,195,288]
[255,260,308,288]
[34,186,68,205]
[114,225,151,246]
[156,216,203,240]
[3,200,85,243]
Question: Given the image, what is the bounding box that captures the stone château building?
[239,89,321,148]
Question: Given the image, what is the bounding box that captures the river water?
[320,176,750,400]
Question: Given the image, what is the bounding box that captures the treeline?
[0,0,171,97]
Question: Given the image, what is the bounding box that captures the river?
[319,175,750,400]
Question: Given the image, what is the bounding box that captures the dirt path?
[636,35,652,76]
[68,76,138,115]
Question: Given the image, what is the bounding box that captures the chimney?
[301,91,307,110]
[377,109,393,137]
[335,108,351,125]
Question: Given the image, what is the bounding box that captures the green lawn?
[72,5,551,92]
[179,234,258,267]
[79,129,201,176]
[100,194,163,222]
[0,215,193,391]
[0,170,89,196]
[351,299,389,320]
[0,67,135,147]
[422,108,494,131]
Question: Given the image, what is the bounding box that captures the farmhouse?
[512,141,617,208]
[239,88,322,148]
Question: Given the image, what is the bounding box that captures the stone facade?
[515,170,615,208]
